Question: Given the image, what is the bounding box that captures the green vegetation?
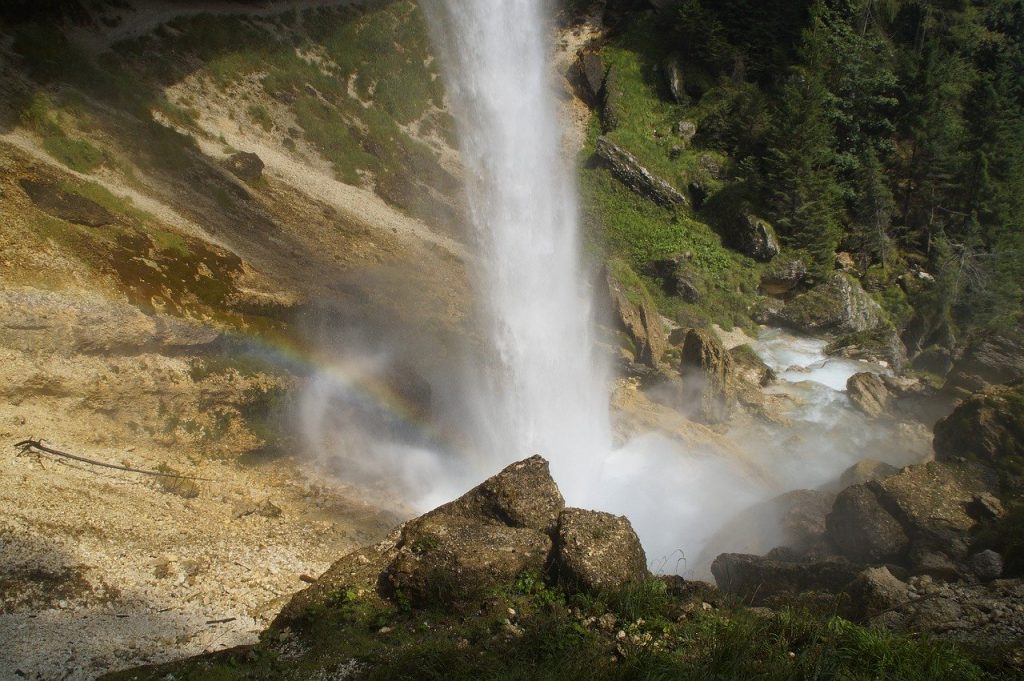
[103,575,1000,681]
[247,103,273,132]
[21,94,105,173]
[584,0,1024,339]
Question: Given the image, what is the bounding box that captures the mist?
[295,0,932,579]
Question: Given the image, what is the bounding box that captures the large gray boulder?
[838,459,899,490]
[723,214,780,262]
[846,372,891,418]
[826,484,909,564]
[843,566,911,620]
[679,328,733,424]
[595,136,687,209]
[607,266,667,368]
[933,382,1024,469]
[556,508,648,593]
[278,456,658,621]
[421,454,565,534]
[766,273,885,335]
[827,461,991,574]
[710,553,862,605]
[389,516,551,607]
[760,256,807,297]
[871,462,985,556]
[943,332,1024,396]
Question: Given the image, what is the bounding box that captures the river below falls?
[611,326,934,577]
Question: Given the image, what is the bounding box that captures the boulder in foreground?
[277,455,647,623]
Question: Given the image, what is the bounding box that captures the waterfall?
[423,0,612,502]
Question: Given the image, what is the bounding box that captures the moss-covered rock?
[826,324,908,371]
[766,272,885,335]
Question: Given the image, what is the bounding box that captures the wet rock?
[846,372,891,418]
[777,489,835,552]
[556,508,648,593]
[226,151,264,182]
[759,256,807,297]
[871,462,988,563]
[728,344,775,388]
[826,325,908,371]
[966,493,1006,522]
[607,267,667,368]
[595,136,687,209]
[19,178,115,227]
[970,550,1004,581]
[909,548,960,580]
[710,553,862,605]
[278,456,565,620]
[933,383,1024,471]
[826,485,908,564]
[943,332,1024,396]
[843,566,910,620]
[679,328,732,424]
[838,459,899,490]
[767,273,885,335]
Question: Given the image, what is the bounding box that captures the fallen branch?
[13,439,214,482]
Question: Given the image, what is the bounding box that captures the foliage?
[21,94,105,173]
[102,576,997,681]
[587,0,1024,339]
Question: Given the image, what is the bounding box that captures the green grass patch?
[581,145,760,330]
[102,576,997,681]
[293,95,372,184]
[22,94,105,173]
[247,103,274,132]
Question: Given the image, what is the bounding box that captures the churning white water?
[422,0,612,502]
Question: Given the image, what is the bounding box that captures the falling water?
[300,1,928,576]
[422,0,612,501]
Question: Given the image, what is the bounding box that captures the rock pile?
[277,456,649,623]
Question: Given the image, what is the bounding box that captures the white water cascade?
[423,0,612,502]
[301,1,932,576]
